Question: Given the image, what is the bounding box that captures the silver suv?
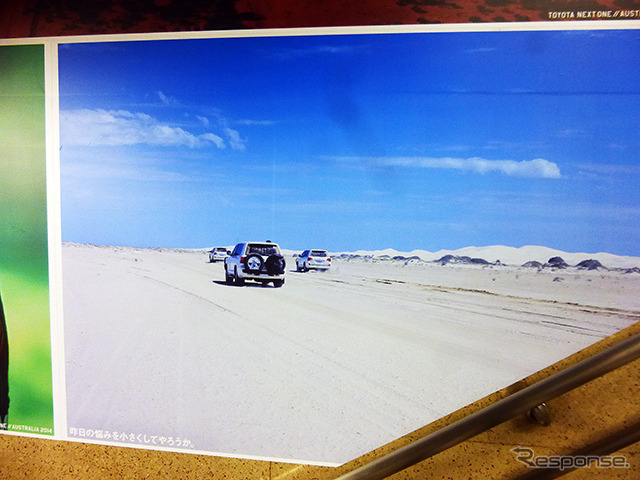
[296,249,331,272]
[224,242,286,287]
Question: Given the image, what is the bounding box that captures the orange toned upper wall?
[1,0,636,39]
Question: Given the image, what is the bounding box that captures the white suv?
[224,242,286,287]
[209,247,229,262]
[296,249,331,272]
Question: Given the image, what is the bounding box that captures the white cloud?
[196,115,210,126]
[466,47,497,54]
[274,44,363,60]
[577,162,640,176]
[61,109,228,149]
[236,119,277,126]
[201,133,226,149]
[157,90,179,106]
[330,156,561,178]
[223,127,247,151]
[556,128,586,139]
[63,160,193,183]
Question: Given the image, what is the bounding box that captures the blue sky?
[59,29,640,255]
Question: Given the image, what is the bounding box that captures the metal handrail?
[336,333,640,480]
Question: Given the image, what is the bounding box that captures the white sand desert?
[62,243,640,465]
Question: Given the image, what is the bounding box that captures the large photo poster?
[54,25,640,465]
[0,13,639,469]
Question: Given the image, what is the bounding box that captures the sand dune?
[338,244,640,269]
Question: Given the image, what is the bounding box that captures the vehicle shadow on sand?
[212,280,280,288]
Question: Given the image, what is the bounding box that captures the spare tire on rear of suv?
[244,253,264,272]
[265,254,286,274]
